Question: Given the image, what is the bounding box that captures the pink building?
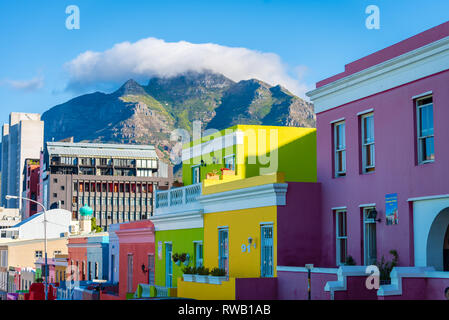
[277,21,449,300]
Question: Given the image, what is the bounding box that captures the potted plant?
[345,256,357,266]
[172,253,181,266]
[179,253,190,266]
[182,266,196,282]
[206,169,220,180]
[376,250,399,285]
[208,268,227,285]
[195,266,210,283]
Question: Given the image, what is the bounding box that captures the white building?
[1,113,44,213]
[0,208,21,230]
[0,209,72,240]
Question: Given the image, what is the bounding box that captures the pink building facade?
[277,21,449,300]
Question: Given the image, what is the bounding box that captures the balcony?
[155,183,202,215]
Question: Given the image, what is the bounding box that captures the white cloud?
[65,37,311,97]
[1,76,44,92]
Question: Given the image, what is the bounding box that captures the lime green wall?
[155,228,204,288]
[182,125,317,184]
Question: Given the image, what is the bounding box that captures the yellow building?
[177,125,319,300]
[0,237,69,293]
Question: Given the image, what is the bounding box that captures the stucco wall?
[204,206,277,279]
[154,228,203,288]
[316,68,449,268]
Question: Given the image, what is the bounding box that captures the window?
[334,121,346,177]
[363,207,377,265]
[95,262,99,279]
[148,254,155,285]
[335,210,348,266]
[218,228,229,275]
[127,254,133,293]
[417,96,434,163]
[224,155,236,171]
[35,251,43,259]
[194,242,203,268]
[361,113,375,173]
[261,224,274,277]
[192,165,200,184]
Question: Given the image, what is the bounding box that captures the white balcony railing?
[155,183,202,215]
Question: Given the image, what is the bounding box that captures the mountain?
[42,71,316,168]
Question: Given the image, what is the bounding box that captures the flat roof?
[46,142,158,159]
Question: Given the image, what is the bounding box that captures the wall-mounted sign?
[385,193,398,225]
[158,241,163,260]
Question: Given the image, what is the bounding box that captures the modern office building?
[41,141,173,230]
[1,113,44,211]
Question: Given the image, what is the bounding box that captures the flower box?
[221,169,235,176]
[208,276,227,285]
[183,274,196,282]
[206,173,220,180]
[195,275,209,283]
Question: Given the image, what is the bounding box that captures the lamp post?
[5,195,48,300]
[305,264,314,301]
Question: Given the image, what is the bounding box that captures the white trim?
[276,266,339,274]
[307,35,449,113]
[408,194,449,202]
[332,206,347,211]
[200,183,288,214]
[356,108,374,116]
[182,131,244,162]
[259,221,274,226]
[324,266,370,300]
[412,91,433,100]
[192,240,203,244]
[377,267,436,296]
[330,117,345,124]
[359,203,376,208]
[150,210,203,231]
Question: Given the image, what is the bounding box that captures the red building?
[23,159,40,219]
[101,220,155,300]
[67,236,88,282]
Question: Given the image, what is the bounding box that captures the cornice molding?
[307,35,449,113]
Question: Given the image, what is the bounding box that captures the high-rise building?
[41,141,173,230]
[0,113,44,212]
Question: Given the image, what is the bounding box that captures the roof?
[10,212,43,229]
[46,142,158,159]
[316,20,449,88]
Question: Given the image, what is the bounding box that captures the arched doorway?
[444,226,449,271]
[426,207,449,271]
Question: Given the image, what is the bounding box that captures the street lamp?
[5,195,48,300]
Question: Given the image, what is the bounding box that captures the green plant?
[182,266,196,275]
[375,250,399,282]
[91,217,102,233]
[179,253,187,263]
[172,253,179,263]
[345,255,357,266]
[196,266,210,276]
[210,268,226,277]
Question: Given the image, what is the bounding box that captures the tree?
[91,217,102,233]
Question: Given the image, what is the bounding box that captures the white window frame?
[334,121,346,177]
[224,154,236,172]
[363,206,377,266]
[416,95,434,164]
[361,113,375,173]
[218,227,229,275]
[192,165,201,184]
[335,210,348,266]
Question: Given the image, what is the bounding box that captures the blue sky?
[0,0,448,125]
